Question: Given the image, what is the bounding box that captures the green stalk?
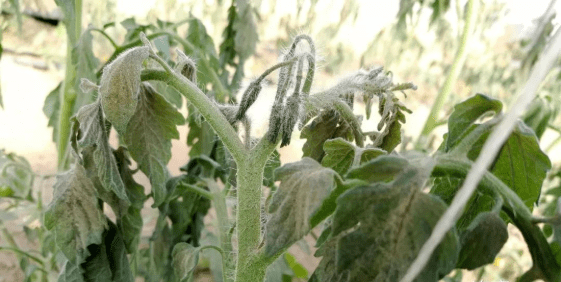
[57,0,82,170]
[416,0,478,148]
[234,157,269,282]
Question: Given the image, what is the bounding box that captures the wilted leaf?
[99,46,149,133]
[456,212,508,270]
[322,138,385,175]
[44,164,107,262]
[172,243,200,281]
[314,169,459,281]
[446,94,502,150]
[124,83,185,207]
[265,158,338,257]
[74,102,129,201]
[113,147,145,253]
[59,221,134,282]
[301,110,352,162]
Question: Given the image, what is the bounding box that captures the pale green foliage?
[265,157,337,257]
[124,83,185,207]
[74,102,129,201]
[99,46,149,134]
[172,243,200,281]
[321,138,385,175]
[44,164,107,262]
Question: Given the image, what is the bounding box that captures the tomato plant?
[2,0,561,281]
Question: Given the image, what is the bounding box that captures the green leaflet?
[172,243,200,282]
[187,105,216,157]
[100,46,149,134]
[456,212,508,270]
[0,149,34,199]
[73,29,100,112]
[467,121,549,210]
[314,169,458,282]
[321,138,385,175]
[265,255,294,282]
[522,95,555,140]
[301,110,353,162]
[74,102,129,201]
[263,150,281,188]
[345,154,409,183]
[44,163,107,262]
[58,221,134,282]
[113,147,146,253]
[265,158,338,257]
[43,83,62,142]
[124,83,185,207]
[166,175,211,247]
[445,93,502,150]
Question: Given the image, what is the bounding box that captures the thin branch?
[90,28,118,49]
[401,20,561,282]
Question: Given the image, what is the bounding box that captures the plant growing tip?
[175,49,197,83]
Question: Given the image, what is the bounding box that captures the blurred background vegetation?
[1,0,561,281]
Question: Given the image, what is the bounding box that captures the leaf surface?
[322,138,385,175]
[44,164,107,262]
[99,46,149,133]
[124,83,185,207]
[313,169,459,281]
[446,94,502,150]
[265,158,338,257]
[172,243,200,281]
[74,102,128,201]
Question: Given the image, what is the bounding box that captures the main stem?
[234,157,268,282]
[57,0,82,170]
[416,0,477,148]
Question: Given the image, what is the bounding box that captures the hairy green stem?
[416,0,478,148]
[199,245,228,282]
[57,0,83,170]
[234,158,268,282]
[141,69,245,163]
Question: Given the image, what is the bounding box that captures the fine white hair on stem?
[400,24,561,282]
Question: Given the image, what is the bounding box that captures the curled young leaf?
[175,49,197,83]
[236,82,262,121]
[172,243,200,281]
[99,46,149,134]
